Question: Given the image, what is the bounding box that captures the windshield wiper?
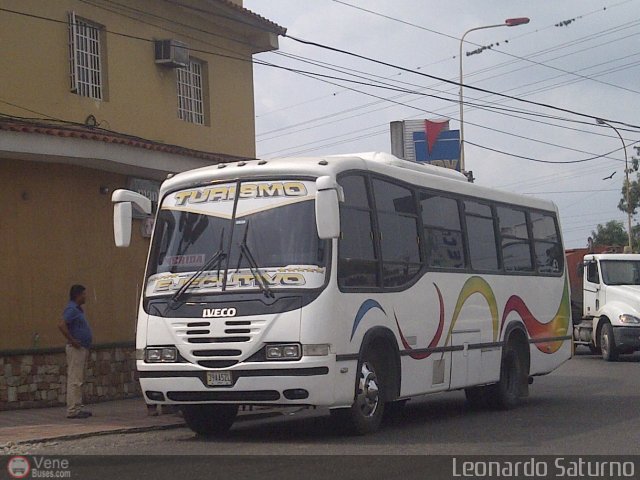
[241,243,274,298]
[167,249,226,309]
[234,221,274,298]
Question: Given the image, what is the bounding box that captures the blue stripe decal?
[350,299,386,341]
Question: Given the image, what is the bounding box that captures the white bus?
[112,152,571,436]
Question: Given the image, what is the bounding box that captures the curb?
[4,411,283,446]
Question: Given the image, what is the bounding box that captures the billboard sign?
[390,119,461,171]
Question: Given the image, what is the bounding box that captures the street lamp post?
[597,118,633,252]
[458,17,530,176]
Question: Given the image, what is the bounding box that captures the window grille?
[68,12,103,100]
[177,60,205,125]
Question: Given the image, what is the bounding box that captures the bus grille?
[172,318,266,365]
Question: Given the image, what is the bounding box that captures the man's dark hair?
[69,284,86,301]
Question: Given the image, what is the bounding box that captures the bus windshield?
[600,260,640,286]
[145,180,328,298]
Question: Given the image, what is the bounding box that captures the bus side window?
[464,201,499,271]
[371,178,421,287]
[530,212,563,274]
[419,192,465,269]
[496,206,533,272]
[337,175,378,288]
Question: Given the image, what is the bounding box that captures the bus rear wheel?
[464,385,490,409]
[181,404,238,436]
[332,350,385,435]
[488,342,526,410]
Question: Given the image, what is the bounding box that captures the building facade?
[0,0,284,409]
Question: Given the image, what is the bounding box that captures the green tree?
[618,145,640,215]
[591,220,628,247]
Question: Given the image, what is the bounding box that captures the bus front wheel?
[181,404,238,436]
[332,350,385,435]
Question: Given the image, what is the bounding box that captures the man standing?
[58,284,93,419]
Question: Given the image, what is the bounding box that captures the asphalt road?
[18,349,640,456]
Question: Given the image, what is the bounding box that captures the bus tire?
[383,399,408,422]
[332,349,385,435]
[600,322,619,361]
[488,341,526,410]
[464,386,490,409]
[181,404,238,436]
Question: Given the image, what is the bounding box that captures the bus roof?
[160,152,558,213]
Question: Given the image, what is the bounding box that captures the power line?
[255,0,637,118]
[522,189,619,194]
[466,140,638,164]
[255,63,634,161]
[254,21,640,141]
[332,0,640,96]
[283,35,640,130]
[257,51,639,144]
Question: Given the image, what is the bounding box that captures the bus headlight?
[266,344,301,360]
[619,314,640,324]
[145,347,178,362]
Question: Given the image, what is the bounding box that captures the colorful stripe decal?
[350,276,569,356]
[444,276,500,347]
[500,280,570,353]
[395,284,445,359]
[350,299,386,341]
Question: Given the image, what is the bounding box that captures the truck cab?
[573,253,640,360]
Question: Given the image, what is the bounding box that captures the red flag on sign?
[425,119,449,155]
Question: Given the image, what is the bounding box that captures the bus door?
[449,329,482,389]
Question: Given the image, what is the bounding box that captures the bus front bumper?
[138,359,336,406]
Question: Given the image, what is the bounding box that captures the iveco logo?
[202,308,237,318]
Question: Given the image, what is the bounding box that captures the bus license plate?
[206,371,232,386]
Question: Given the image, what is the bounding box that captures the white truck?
[571,253,640,361]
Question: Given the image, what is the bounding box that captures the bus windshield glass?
[145,180,328,298]
[600,260,640,286]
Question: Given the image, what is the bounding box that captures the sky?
[244,0,640,248]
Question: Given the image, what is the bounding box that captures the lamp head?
[505,17,530,26]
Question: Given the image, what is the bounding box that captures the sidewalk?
[0,398,185,445]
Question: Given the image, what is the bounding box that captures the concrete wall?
[0,159,149,351]
[0,0,263,157]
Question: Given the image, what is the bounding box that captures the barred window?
[177,60,205,125]
[68,12,103,100]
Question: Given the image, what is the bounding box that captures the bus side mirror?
[112,189,152,247]
[315,176,342,240]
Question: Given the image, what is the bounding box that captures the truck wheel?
[488,342,525,410]
[181,404,238,436]
[600,322,619,361]
[331,349,385,435]
[588,342,601,355]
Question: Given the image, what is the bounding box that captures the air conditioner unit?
[154,40,189,68]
